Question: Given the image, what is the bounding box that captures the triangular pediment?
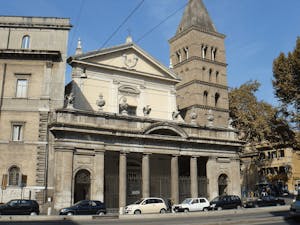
[69,43,180,82]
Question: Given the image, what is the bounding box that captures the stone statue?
[120,97,128,115]
[207,109,214,127]
[190,108,198,125]
[143,105,151,117]
[172,106,180,120]
[96,93,106,111]
[66,92,74,109]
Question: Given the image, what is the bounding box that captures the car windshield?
[211,197,220,202]
[181,198,192,204]
[133,199,144,205]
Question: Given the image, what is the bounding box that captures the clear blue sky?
[2,0,300,105]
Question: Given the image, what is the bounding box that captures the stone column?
[53,147,74,210]
[206,157,218,200]
[142,153,150,198]
[171,155,179,204]
[119,151,127,214]
[92,149,105,202]
[190,156,198,198]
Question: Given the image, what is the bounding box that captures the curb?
[0,205,289,221]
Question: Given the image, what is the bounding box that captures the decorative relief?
[123,54,138,69]
[207,109,214,127]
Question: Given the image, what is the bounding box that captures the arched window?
[201,45,207,59]
[21,35,30,49]
[215,93,220,107]
[216,71,219,83]
[183,47,189,60]
[176,50,182,63]
[211,48,217,61]
[203,91,208,105]
[8,166,20,186]
[209,69,212,82]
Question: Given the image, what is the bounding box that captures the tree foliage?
[229,80,294,145]
[273,37,300,130]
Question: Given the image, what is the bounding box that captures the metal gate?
[150,176,170,198]
[198,176,208,198]
[104,175,118,209]
[179,176,190,202]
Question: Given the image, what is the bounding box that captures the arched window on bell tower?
[203,91,208,105]
[176,50,182,63]
[216,71,219,83]
[209,69,212,82]
[201,45,207,59]
[183,47,189,60]
[215,93,220,107]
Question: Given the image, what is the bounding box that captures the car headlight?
[210,204,216,208]
[60,208,67,212]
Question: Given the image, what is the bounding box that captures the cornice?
[173,56,227,68]
[176,79,228,91]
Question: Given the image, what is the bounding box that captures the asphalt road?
[0,208,299,225]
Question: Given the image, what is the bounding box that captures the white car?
[173,197,210,212]
[125,197,167,214]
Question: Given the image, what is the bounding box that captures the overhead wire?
[69,0,85,51]
[136,2,188,43]
[100,0,145,49]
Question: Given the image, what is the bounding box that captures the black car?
[244,195,285,208]
[59,200,106,215]
[0,199,39,215]
[209,195,242,210]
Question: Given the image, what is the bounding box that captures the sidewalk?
[0,205,290,222]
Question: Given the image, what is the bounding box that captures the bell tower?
[169,0,229,127]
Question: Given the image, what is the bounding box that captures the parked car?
[0,199,39,215]
[124,197,167,214]
[290,194,300,218]
[209,195,242,210]
[244,195,285,208]
[173,197,210,212]
[59,200,106,215]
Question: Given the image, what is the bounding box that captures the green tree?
[229,80,294,144]
[273,37,300,130]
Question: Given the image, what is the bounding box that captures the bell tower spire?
[177,0,216,34]
[169,0,230,128]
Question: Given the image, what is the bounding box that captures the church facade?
[0,0,243,213]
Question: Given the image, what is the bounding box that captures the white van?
[125,197,167,214]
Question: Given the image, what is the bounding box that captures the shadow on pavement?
[270,209,300,225]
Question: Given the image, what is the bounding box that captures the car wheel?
[217,207,222,211]
[160,209,166,214]
[174,208,178,213]
[276,203,281,206]
[30,212,37,216]
[236,205,242,210]
[184,208,189,213]
[254,204,259,208]
[98,211,105,216]
[67,212,74,216]
[134,210,141,215]
[203,207,209,212]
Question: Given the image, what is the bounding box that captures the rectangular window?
[280,150,285,158]
[12,124,23,141]
[16,79,28,98]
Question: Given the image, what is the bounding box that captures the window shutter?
[21,174,27,187]
[1,174,8,190]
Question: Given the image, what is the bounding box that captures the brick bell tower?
[169,0,230,127]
